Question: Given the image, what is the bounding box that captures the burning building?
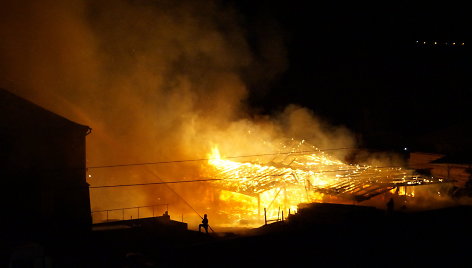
[202,140,451,226]
[0,88,92,238]
[0,0,464,231]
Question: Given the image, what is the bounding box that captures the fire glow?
[203,140,447,226]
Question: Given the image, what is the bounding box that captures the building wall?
[1,125,91,236]
[409,152,471,187]
[1,89,92,238]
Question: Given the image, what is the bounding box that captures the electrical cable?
[86,147,356,169]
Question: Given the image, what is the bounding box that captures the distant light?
[404,147,408,151]
[88,174,92,178]
[418,40,465,47]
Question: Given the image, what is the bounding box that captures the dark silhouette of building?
[0,88,92,239]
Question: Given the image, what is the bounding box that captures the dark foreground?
[3,203,472,267]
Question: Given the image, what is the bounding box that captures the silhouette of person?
[199,214,209,234]
[386,197,394,213]
[162,211,170,221]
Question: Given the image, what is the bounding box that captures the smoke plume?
[0,0,357,226]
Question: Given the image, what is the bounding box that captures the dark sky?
[236,1,472,153]
[1,0,470,155]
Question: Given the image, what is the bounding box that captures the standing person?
[386,197,394,213]
[199,214,209,234]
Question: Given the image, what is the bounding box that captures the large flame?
[203,141,447,227]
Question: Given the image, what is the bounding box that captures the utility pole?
[264,208,267,225]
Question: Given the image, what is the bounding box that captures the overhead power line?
[89,161,439,189]
[89,178,224,189]
[86,147,357,169]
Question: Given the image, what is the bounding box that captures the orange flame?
[203,142,446,227]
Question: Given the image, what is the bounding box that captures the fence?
[264,207,291,225]
[91,204,169,224]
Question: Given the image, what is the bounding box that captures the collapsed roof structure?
[205,140,450,204]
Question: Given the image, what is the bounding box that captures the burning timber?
[204,141,451,209]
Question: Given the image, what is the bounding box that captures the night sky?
[237,1,472,154]
[1,0,470,156]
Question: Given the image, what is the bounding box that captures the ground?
[3,204,472,267]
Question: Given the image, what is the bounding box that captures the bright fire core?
[203,141,446,226]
